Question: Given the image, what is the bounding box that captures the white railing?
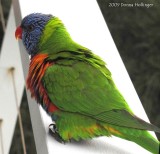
[0,6,24,154]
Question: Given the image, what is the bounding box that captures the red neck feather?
[27,53,58,113]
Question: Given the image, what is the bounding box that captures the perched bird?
[15,13,160,153]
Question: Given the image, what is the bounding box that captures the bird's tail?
[101,123,160,154]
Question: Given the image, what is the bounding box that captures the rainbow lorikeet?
[15,13,160,153]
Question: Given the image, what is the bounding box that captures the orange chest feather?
[27,54,50,88]
[27,54,58,113]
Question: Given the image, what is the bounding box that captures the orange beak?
[15,26,22,40]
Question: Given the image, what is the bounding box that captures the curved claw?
[49,124,57,133]
[49,124,66,144]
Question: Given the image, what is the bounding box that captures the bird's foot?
[49,124,66,144]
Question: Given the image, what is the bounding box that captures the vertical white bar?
[0,120,4,154]
[0,68,17,154]
[0,5,24,154]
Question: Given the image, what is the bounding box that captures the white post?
[0,6,24,154]
[0,119,4,154]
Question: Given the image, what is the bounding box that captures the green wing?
[43,52,160,132]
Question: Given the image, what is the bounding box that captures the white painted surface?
[0,120,3,154]
[0,68,16,154]
[0,8,24,106]
[0,7,24,154]
[14,0,157,153]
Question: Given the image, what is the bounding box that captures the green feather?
[37,17,160,153]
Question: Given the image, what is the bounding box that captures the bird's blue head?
[15,13,53,56]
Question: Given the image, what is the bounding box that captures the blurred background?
[0,0,160,153]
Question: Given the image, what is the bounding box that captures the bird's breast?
[27,53,58,113]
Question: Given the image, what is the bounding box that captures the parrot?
[15,13,160,153]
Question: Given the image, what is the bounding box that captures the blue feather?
[21,13,53,56]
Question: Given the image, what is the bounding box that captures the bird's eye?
[27,25,34,31]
